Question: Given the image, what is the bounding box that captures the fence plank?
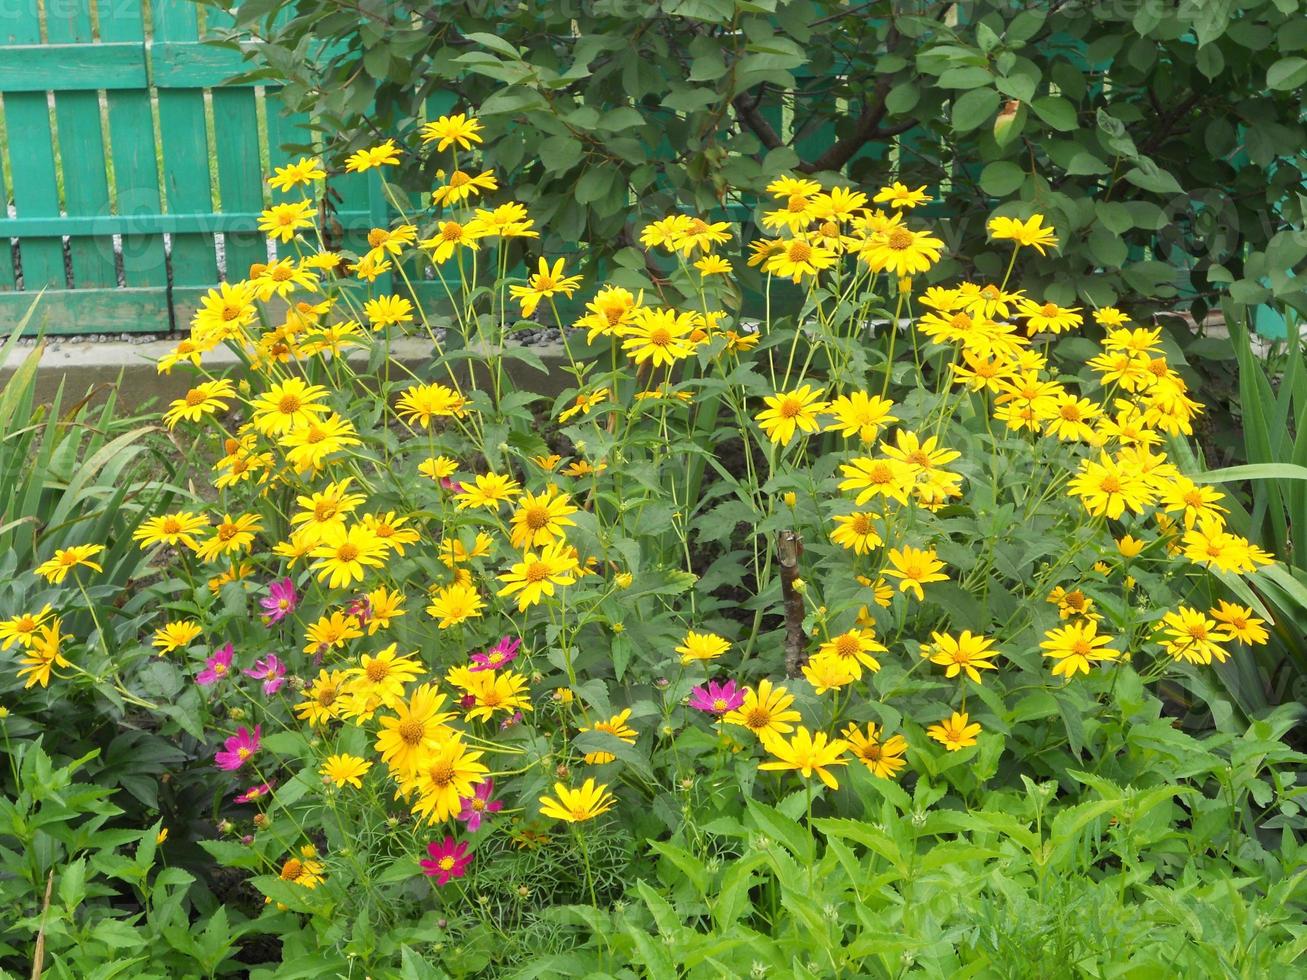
[212,88,268,279]
[153,0,218,289]
[4,7,64,291]
[101,0,169,290]
[0,104,13,289]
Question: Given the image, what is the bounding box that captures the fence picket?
[5,7,64,291]
[153,0,218,291]
[100,0,168,290]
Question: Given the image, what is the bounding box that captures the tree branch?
[732,93,784,151]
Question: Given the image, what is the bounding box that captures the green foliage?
[204,0,1306,318]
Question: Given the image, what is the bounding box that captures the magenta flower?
[214,724,261,771]
[259,578,298,624]
[196,644,234,686]
[689,679,745,715]
[500,711,523,730]
[234,781,274,804]
[243,654,286,695]
[470,635,522,672]
[457,779,503,833]
[419,836,472,884]
[347,595,372,627]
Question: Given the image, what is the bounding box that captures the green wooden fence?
[0,0,383,335]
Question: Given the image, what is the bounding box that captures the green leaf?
[1035,95,1076,131]
[979,161,1026,196]
[952,88,1000,133]
[1195,463,1307,484]
[1268,57,1307,91]
[464,32,521,59]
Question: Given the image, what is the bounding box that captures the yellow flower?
[294,669,350,725]
[404,735,490,823]
[764,237,837,281]
[802,652,857,695]
[842,722,908,778]
[723,679,801,740]
[278,848,325,889]
[857,225,944,275]
[621,308,702,367]
[1181,517,1273,574]
[420,112,484,151]
[883,546,948,601]
[558,388,610,423]
[16,620,71,688]
[431,168,499,207]
[1210,601,1269,646]
[419,455,460,480]
[1046,585,1101,622]
[988,214,1058,254]
[396,382,468,427]
[35,544,105,584]
[816,628,885,678]
[872,182,930,209]
[303,611,363,655]
[344,139,401,172]
[341,644,423,718]
[675,630,731,665]
[455,472,523,510]
[1116,535,1146,558]
[1044,394,1102,442]
[364,294,415,329]
[925,630,1000,683]
[364,224,418,265]
[1040,620,1119,678]
[579,708,637,763]
[251,377,332,436]
[824,391,897,443]
[1157,476,1228,529]
[1019,298,1082,334]
[258,199,315,243]
[509,257,584,318]
[163,379,236,428]
[497,541,580,610]
[426,582,485,628]
[133,512,211,551]
[758,726,849,789]
[375,683,456,778]
[309,524,387,590]
[1067,452,1155,519]
[694,254,732,276]
[0,605,54,650]
[363,514,421,559]
[573,286,641,343]
[538,778,616,823]
[459,670,532,723]
[927,711,982,751]
[320,754,372,789]
[419,218,486,263]
[152,620,203,655]
[466,201,538,239]
[268,156,325,193]
[756,386,827,446]
[509,486,578,549]
[837,456,913,506]
[1156,606,1232,665]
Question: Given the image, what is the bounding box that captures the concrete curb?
[1,338,577,409]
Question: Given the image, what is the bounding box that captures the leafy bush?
[5,118,1307,975]
[203,0,1307,320]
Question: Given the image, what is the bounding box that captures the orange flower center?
[886,228,914,250]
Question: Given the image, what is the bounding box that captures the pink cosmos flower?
[457,779,503,833]
[234,781,274,804]
[196,643,234,686]
[214,724,261,771]
[689,679,745,715]
[419,837,472,884]
[243,654,286,695]
[470,635,522,672]
[500,711,523,730]
[260,578,298,624]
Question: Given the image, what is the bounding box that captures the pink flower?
[259,578,298,624]
[243,654,286,695]
[214,724,261,771]
[440,477,460,491]
[689,679,744,715]
[347,595,372,627]
[196,644,234,686]
[470,635,522,672]
[499,711,523,730]
[234,781,274,804]
[457,779,503,833]
[419,836,472,884]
